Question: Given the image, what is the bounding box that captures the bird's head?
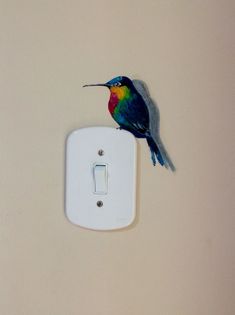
[83,76,133,99]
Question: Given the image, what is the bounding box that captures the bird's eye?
[112,82,121,87]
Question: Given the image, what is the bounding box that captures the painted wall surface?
[1,1,234,314]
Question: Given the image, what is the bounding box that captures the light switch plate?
[65,127,137,230]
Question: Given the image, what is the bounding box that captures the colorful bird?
[83,76,166,167]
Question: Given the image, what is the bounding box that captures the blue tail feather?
[146,136,165,167]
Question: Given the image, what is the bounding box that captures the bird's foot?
[116,127,122,130]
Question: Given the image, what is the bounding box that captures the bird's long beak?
[83,83,108,88]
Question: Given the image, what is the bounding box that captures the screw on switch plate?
[98,149,104,156]
[97,200,103,207]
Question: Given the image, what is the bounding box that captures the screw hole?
[97,200,103,207]
[98,149,104,156]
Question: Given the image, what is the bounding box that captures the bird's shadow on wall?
[133,80,176,171]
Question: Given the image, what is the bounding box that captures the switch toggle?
[93,163,108,194]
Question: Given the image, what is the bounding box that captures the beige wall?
[1,1,234,314]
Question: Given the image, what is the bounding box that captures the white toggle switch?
[93,163,108,194]
[65,127,137,231]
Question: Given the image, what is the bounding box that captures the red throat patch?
[108,92,119,115]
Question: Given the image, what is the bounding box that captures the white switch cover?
[65,127,137,230]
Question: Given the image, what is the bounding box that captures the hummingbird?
[83,76,166,167]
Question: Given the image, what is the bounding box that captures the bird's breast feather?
[110,86,130,100]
